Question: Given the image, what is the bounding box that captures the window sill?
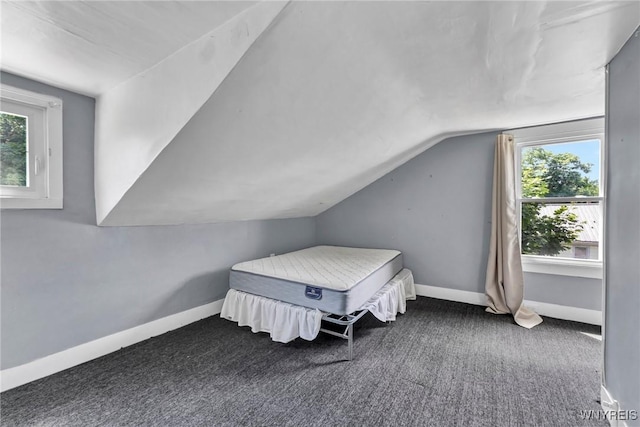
[522,255,602,279]
[0,197,63,209]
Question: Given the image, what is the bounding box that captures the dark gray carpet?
[1,297,605,427]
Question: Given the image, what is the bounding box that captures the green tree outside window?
[521,147,599,256]
[0,112,27,186]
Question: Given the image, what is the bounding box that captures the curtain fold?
[485,134,543,329]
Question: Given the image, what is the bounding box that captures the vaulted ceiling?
[2,1,638,226]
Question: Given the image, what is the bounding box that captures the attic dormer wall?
[94,1,288,225]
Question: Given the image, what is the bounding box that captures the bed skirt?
[220,268,416,343]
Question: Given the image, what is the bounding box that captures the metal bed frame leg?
[347,323,353,361]
[320,309,367,361]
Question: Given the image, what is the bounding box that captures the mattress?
[229,245,403,315]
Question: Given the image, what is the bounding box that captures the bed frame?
[221,270,415,361]
[319,309,370,361]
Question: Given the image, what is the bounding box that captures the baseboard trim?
[415,284,486,306]
[415,284,602,326]
[524,299,602,326]
[600,384,634,427]
[0,299,225,393]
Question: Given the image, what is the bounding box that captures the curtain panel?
[485,134,542,329]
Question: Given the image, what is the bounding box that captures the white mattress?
[229,245,403,315]
[232,245,401,291]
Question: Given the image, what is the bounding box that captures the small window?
[0,85,62,209]
[513,118,604,278]
[574,246,589,259]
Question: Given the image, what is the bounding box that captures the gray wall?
[0,72,316,370]
[605,28,640,420]
[316,131,603,310]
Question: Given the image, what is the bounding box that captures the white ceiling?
[2,1,639,226]
[1,1,258,95]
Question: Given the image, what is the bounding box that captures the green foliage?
[0,112,27,186]
[522,148,598,198]
[521,147,598,256]
[521,204,582,255]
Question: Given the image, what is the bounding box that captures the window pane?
[521,202,601,260]
[0,111,28,187]
[521,140,600,198]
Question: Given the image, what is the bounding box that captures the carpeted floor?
[1,297,605,426]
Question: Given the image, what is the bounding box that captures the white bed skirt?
[363,268,416,322]
[220,290,323,343]
[220,268,416,343]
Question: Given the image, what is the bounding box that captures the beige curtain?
[485,134,543,329]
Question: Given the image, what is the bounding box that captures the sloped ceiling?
[2,1,639,226]
[0,1,259,96]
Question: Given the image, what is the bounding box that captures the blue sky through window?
[536,139,600,182]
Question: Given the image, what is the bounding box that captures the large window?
[0,85,63,209]
[513,118,604,278]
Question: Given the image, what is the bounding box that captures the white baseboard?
[415,284,486,306]
[415,284,602,326]
[0,299,225,392]
[600,385,636,427]
[524,299,602,326]
[601,385,620,427]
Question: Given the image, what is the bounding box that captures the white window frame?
[512,117,604,279]
[0,85,63,209]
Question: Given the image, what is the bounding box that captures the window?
[574,246,590,259]
[0,85,62,208]
[513,118,604,279]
